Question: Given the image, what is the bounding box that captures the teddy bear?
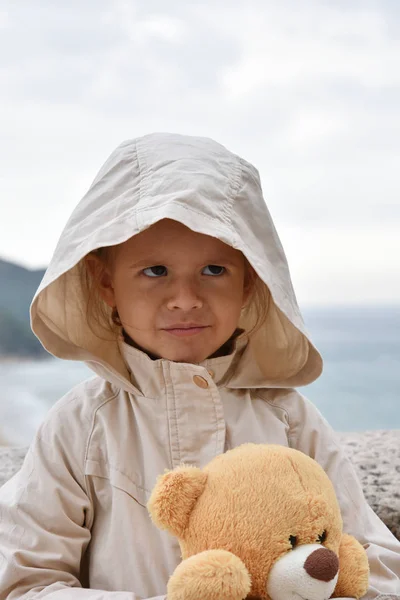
[147,443,369,600]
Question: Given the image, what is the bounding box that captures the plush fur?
[147,444,369,600]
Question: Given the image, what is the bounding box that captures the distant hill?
[0,259,47,358]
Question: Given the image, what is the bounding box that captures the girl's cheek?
[223,280,244,299]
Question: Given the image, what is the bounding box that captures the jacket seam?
[84,388,122,465]
[136,200,234,233]
[253,391,292,433]
[224,156,243,225]
[136,137,151,200]
[164,362,181,467]
[85,457,152,494]
[210,388,224,457]
[163,363,174,469]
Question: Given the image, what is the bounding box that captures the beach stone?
[0,446,28,488]
[337,430,400,541]
[0,430,399,540]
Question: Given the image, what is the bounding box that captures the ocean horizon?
[1,304,399,447]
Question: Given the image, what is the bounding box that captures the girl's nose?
[166,280,204,311]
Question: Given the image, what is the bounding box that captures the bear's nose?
[303,547,339,581]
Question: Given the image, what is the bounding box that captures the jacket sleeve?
[286,390,400,600]
[0,400,166,600]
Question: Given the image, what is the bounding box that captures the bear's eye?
[318,530,327,544]
[289,535,298,549]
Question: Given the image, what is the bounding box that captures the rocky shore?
[0,430,399,540]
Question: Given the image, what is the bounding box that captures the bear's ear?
[147,465,208,537]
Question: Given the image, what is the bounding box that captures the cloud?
[281,223,400,305]
[220,2,400,93]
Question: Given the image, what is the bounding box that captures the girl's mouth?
[163,326,209,337]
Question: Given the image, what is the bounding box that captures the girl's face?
[88,219,253,363]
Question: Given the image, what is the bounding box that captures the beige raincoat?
[0,134,398,600]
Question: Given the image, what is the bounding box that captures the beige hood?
[31,132,322,391]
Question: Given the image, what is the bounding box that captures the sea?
[0,305,399,447]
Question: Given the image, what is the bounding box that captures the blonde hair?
[79,247,117,342]
[79,246,270,342]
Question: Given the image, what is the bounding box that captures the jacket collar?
[117,329,248,398]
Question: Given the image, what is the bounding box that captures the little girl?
[0,133,398,600]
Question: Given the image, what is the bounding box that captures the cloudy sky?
[1,0,399,305]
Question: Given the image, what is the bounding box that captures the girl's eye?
[203,265,225,276]
[318,530,327,544]
[141,265,225,278]
[289,535,298,549]
[142,266,167,277]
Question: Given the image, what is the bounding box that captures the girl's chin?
[163,350,210,364]
[159,344,215,364]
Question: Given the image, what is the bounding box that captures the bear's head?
[148,444,368,600]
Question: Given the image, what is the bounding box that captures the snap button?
[207,369,215,378]
[193,375,209,389]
